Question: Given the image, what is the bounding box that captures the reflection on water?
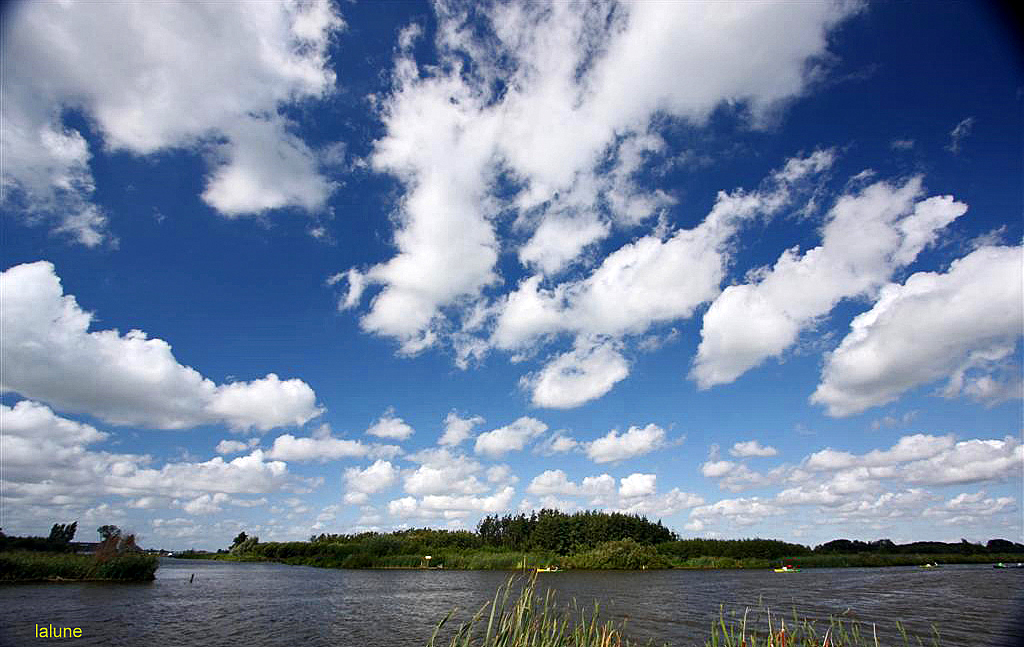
[1,558,1022,646]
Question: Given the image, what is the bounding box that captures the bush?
[566,539,670,570]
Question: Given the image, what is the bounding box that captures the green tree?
[48,521,77,544]
[97,525,122,541]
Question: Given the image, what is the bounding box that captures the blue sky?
[1,0,1021,551]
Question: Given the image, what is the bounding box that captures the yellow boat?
[773,566,800,572]
[535,566,560,572]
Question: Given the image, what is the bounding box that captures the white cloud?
[387,486,516,520]
[535,433,580,455]
[342,2,859,354]
[366,408,415,441]
[619,473,657,498]
[902,437,1022,486]
[585,423,666,463]
[0,261,323,431]
[730,440,778,458]
[3,402,296,521]
[692,177,967,388]
[267,427,394,463]
[812,245,1023,416]
[690,497,785,527]
[182,493,230,515]
[474,417,548,458]
[207,374,324,432]
[215,439,256,456]
[403,451,488,497]
[701,460,737,479]
[527,470,579,496]
[344,460,398,503]
[523,337,629,408]
[492,153,834,352]
[1,0,343,243]
[438,410,485,446]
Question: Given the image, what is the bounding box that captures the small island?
[173,509,1024,571]
[0,522,159,583]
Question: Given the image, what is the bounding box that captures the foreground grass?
[706,607,941,647]
[428,576,646,647]
[427,577,941,647]
[0,550,158,582]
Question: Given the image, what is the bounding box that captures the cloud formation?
[812,245,1023,416]
[1,0,343,245]
[1,261,323,431]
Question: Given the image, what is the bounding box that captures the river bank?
[175,547,1024,571]
[0,550,159,582]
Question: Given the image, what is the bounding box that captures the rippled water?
[2,559,1021,646]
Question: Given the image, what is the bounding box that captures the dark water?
[2,559,1022,646]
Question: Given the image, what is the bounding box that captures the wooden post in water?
[189,573,194,583]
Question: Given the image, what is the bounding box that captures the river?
[1,558,1021,646]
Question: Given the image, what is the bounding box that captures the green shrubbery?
[0,550,158,581]
[565,539,670,570]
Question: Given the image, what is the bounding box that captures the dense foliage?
[0,521,79,553]
[0,550,158,581]
[658,538,811,560]
[0,521,158,582]
[202,509,1024,571]
[476,509,676,553]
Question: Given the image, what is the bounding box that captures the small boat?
[535,566,560,573]
[919,562,941,568]
[773,565,800,572]
[993,562,1024,569]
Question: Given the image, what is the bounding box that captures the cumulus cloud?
[0,261,323,431]
[474,417,548,458]
[387,486,516,520]
[690,497,786,527]
[2,400,296,524]
[730,440,778,458]
[812,245,1023,416]
[215,438,259,456]
[366,409,415,440]
[1,0,343,243]
[492,151,837,354]
[340,1,859,357]
[535,433,580,456]
[402,449,489,497]
[619,473,657,498]
[267,426,397,463]
[343,460,398,503]
[585,423,667,463]
[439,410,485,446]
[527,470,581,496]
[523,337,629,408]
[692,177,967,388]
[523,469,699,516]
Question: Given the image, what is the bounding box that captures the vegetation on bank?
[0,523,158,582]
[425,576,942,647]
[189,509,1024,571]
[0,550,158,582]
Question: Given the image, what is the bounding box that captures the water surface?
[2,559,1021,646]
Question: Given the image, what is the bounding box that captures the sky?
[1,0,1022,551]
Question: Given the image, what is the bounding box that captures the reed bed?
[0,550,158,582]
[706,606,942,647]
[427,575,647,647]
